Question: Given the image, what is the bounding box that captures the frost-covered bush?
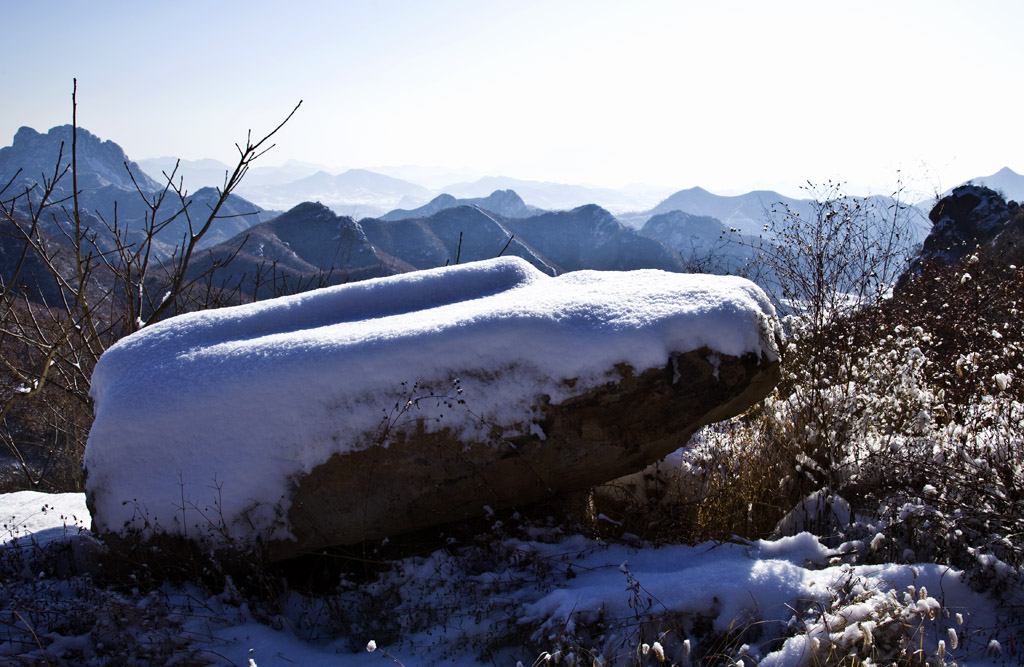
[764,574,962,667]
[616,248,1024,614]
[835,259,1024,597]
[705,254,1023,600]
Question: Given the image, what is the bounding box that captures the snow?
[0,491,1002,666]
[1,490,89,548]
[85,256,779,543]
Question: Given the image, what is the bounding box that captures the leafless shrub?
[0,80,301,492]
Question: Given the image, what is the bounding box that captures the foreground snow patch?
[85,257,778,543]
[1,490,89,548]
[0,491,999,666]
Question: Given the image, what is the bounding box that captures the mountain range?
[136,158,676,216]
[139,155,1024,222]
[4,123,1022,308]
[187,199,693,299]
[131,140,1024,239]
[236,168,433,219]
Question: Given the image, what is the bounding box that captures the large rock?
[916,185,1019,265]
[281,347,777,560]
[84,257,780,558]
[898,185,1023,289]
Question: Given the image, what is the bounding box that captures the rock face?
[918,185,1019,265]
[279,347,778,560]
[899,185,1022,288]
[84,257,780,559]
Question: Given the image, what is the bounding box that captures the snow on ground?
[85,257,779,545]
[0,491,89,548]
[0,492,1003,666]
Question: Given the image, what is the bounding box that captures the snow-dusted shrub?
[620,247,1024,615]
[599,315,942,547]
[730,180,920,342]
[832,259,1024,598]
[751,254,1023,601]
[605,178,924,545]
[0,524,203,664]
[763,574,961,667]
[590,416,800,545]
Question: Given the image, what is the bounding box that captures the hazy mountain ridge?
[362,205,556,274]
[618,186,816,237]
[503,204,684,273]
[437,175,674,214]
[136,157,337,192]
[650,186,806,235]
[639,210,759,274]
[195,199,686,299]
[138,159,675,217]
[136,156,234,190]
[1,126,274,258]
[186,202,406,300]
[379,189,538,221]
[233,168,432,217]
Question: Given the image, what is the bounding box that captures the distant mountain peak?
[428,193,458,206]
[486,189,526,205]
[14,124,122,157]
[13,125,42,142]
[962,166,1024,203]
[280,201,338,221]
[571,203,613,217]
[379,188,536,222]
[1,123,160,193]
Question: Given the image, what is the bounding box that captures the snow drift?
[84,257,779,548]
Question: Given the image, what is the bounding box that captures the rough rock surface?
[899,185,1023,290]
[277,347,778,560]
[917,186,1019,265]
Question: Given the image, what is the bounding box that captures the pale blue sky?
[2,0,1022,196]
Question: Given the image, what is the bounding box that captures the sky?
[2,0,1022,198]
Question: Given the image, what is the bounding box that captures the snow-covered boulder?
[84,257,781,558]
